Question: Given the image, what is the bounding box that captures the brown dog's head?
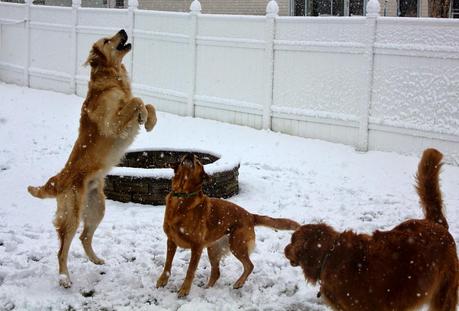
[285,224,338,284]
[170,153,209,193]
[85,29,131,68]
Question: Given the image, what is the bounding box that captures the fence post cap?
[190,0,202,13]
[366,0,380,16]
[128,0,139,9]
[72,0,81,7]
[266,0,279,16]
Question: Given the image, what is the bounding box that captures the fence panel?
[194,15,266,128]
[132,11,190,116]
[0,0,458,164]
[370,18,459,162]
[271,17,367,145]
[29,5,72,92]
[0,2,27,85]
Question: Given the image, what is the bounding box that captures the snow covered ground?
[0,82,458,311]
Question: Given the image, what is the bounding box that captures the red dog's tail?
[253,214,300,231]
[28,177,57,199]
[415,148,448,229]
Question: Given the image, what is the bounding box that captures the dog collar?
[171,191,200,198]
[318,239,337,281]
[317,240,337,298]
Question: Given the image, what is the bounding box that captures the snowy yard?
[0,82,458,311]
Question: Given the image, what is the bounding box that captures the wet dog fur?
[285,149,458,311]
[27,29,157,288]
[156,153,300,297]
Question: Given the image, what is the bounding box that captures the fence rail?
[0,0,458,164]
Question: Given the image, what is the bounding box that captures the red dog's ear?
[84,45,106,68]
[201,169,209,181]
[169,162,179,172]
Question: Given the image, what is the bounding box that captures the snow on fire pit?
[104,148,240,205]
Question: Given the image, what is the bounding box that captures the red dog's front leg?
[178,245,204,298]
[156,239,177,288]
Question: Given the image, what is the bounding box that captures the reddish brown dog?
[27,30,156,288]
[156,153,300,297]
[285,148,458,311]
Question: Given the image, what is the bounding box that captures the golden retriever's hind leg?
[429,273,458,311]
[80,182,105,265]
[54,190,82,288]
[229,228,255,289]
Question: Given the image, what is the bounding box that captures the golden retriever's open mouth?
[116,29,131,51]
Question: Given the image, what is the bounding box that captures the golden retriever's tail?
[416,148,448,229]
[28,177,57,199]
[253,214,300,231]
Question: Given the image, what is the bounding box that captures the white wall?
[0,0,458,164]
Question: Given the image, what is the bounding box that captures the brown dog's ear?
[84,46,106,68]
[201,169,209,181]
[169,162,179,172]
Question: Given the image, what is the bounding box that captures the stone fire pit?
[104,149,240,205]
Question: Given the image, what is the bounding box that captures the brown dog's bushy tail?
[28,177,57,199]
[415,148,448,229]
[253,214,300,231]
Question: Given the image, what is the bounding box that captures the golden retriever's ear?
[84,46,106,68]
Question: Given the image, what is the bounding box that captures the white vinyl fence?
[1,0,458,164]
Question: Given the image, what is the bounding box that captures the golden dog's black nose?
[116,29,130,51]
[118,29,127,39]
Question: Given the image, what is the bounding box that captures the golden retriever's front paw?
[177,286,190,298]
[59,274,72,288]
[233,279,246,289]
[156,273,169,288]
[90,257,105,265]
[145,104,157,132]
[137,105,148,125]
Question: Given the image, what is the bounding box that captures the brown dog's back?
[285,148,458,311]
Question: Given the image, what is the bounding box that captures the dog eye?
[103,39,109,44]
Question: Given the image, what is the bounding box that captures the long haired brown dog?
[27,29,157,288]
[156,153,300,297]
[285,148,458,311]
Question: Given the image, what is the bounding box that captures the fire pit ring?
[104,148,240,205]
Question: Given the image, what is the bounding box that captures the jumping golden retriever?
[27,29,157,288]
[156,153,300,297]
[285,148,458,311]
